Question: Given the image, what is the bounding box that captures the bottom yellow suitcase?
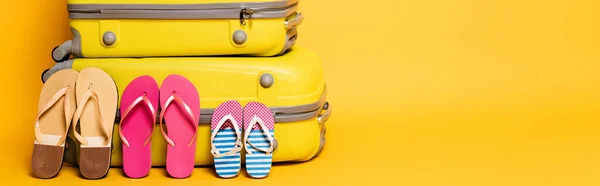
[42,47,331,167]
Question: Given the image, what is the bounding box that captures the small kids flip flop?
[159,74,200,179]
[71,68,118,179]
[210,100,243,178]
[31,69,78,179]
[119,76,159,178]
[243,102,276,179]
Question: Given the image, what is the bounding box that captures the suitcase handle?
[317,102,331,125]
[52,40,73,62]
[42,60,74,83]
[284,12,304,29]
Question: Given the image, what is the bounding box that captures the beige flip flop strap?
[119,94,156,148]
[159,93,198,147]
[34,86,71,146]
[72,87,112,146]
[243,116,275,155]
[210,114,243,158]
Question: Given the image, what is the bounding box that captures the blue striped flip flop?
[243,102,275,179]
[210,100,243,178]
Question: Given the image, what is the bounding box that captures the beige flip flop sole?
[32,69,78,179]
[72,68,118,179]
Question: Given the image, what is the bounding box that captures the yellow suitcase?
[51,0,303,62]
[42,47,330,167]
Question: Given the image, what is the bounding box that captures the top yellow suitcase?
[52,0,303,62]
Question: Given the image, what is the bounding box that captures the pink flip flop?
[118,76,159,178]
[159,74,200,179]
[243,102,275,178]
[210,100,243,178]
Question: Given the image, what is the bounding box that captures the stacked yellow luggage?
[52,0,303,61]
[43,0,330,167]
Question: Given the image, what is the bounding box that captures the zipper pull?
[240,8,254,26]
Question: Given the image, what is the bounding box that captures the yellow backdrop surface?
[1,0,600,185]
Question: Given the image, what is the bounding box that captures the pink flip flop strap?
[159,93,198,147]
[72,87,112,146]
[119,94,156,148]
[34,86,72,146]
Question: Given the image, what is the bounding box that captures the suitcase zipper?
[239,6,293,26]
[69,2,298,20]
[240,8,255,26]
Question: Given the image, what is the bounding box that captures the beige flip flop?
[31,69,78,179]
[71,68,118,179]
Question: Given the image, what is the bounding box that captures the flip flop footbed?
[160,74,200,178]
[32,69,78,179]
[120,76,159,178]
[211,101,243,178]
[245,131,275,178]
[74,68,118,179]
[243,102,275,178]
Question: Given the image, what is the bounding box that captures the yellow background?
[1,0,600,185]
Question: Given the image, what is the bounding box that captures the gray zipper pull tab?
[240,8,255,26]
